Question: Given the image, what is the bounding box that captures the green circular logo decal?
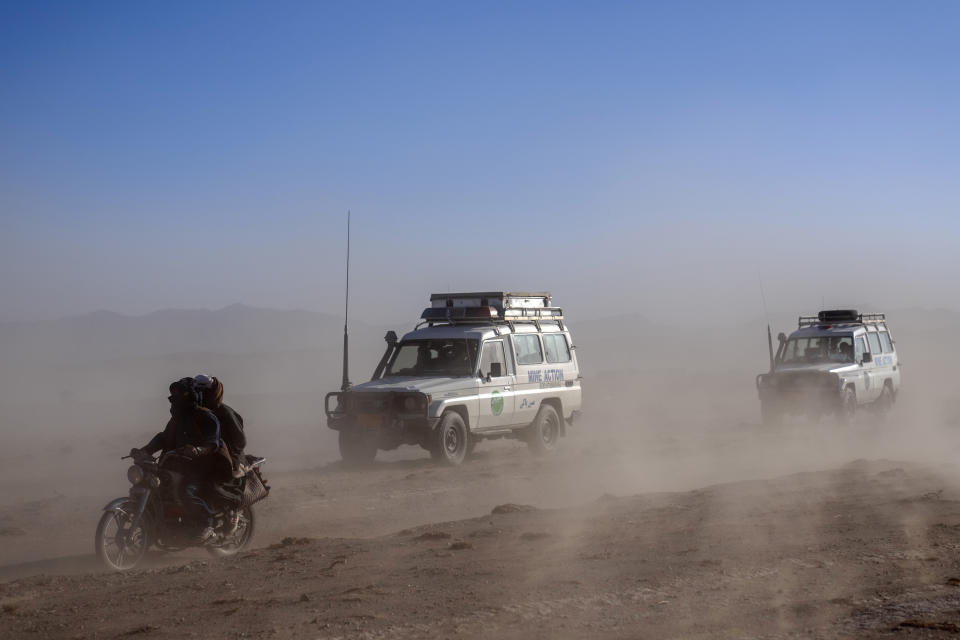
[490,390,504,416]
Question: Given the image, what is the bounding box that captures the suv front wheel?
[760,399,782,427]
[431,411,468,466]
[838,386,857,424]
[339,430,377,466]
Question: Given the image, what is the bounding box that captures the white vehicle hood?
[350,376,477,395]
[775,362,858,375]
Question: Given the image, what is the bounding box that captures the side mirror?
[861,352,872,364]
[490,362,502,378]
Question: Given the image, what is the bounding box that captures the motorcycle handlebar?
[123,452,159,463]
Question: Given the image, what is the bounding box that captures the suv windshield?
[780,335,855,365]
[386,339,479,377]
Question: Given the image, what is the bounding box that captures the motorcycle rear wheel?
[95,501,148,571]
[207,505,255,557]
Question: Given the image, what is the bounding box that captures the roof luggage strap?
[418,304,564,328]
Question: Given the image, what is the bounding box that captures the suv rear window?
[867,332,882,355]
[513,334,543,365]
[543,334,571,363]
[879,331,893,353]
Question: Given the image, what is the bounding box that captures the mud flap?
[102,497,133,513]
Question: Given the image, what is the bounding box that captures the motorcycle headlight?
[127,465,144,485]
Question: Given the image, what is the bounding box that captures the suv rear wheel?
[527,404,560,455]
[875,382,895,416]
[431,411,468,466]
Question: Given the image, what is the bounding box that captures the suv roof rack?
[798,309,886,328]
[419,291,564,328]
[429,291,552,310]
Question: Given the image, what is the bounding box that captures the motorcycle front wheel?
[95,500,149,571]
[207,505,255,557]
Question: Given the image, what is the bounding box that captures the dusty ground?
[5,408,960,639]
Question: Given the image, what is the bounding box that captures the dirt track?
[5,417,960,639]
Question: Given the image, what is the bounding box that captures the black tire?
[760,400,781,427]
[95,501,148,571]
[527,404,561,455]
[338,430,377,466]
[432,411,468,466]
[207,505,255,558]
[838,386,857,424]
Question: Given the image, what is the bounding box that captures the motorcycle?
[95,449,270,571]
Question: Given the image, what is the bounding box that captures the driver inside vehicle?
[835,341,853,362]
[828,337,855,363]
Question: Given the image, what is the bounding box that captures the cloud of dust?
[501,306,960,630]
[3,300,960,604]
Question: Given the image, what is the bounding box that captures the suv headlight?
[400,393,430,412]
[127,465,144,485]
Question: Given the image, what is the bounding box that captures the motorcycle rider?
[131,377,227,542]
[194,374,247,476]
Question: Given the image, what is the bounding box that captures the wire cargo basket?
[242,468,270,506]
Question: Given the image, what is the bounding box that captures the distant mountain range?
[0,304,395,366]
[0,302,956,419]
[1,301,955,374]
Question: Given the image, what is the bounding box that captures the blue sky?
[2,2,959,322]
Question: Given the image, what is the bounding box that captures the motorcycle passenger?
[132,377,224,543]
[194,374,247,476]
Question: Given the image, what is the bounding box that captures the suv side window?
[543,334,571,363]
[479,341,507,378]
[867,332,882,355]
[879,331,893,353]
[855,336,867,361]
[513,334,543,365]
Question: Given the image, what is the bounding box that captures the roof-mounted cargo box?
[422,291,563,327]
[798,309,886,328]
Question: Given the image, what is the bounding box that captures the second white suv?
[756,309,900,424]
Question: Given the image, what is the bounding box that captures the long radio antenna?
[341,211,352,391]
[759,272,775,373]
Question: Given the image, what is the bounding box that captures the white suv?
[756,309,900,424]
[325,292,583,465]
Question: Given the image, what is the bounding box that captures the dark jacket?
[213,403,246,459]
[199,378,246,461]
[142,409,233,481]
[143,409,218,453]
